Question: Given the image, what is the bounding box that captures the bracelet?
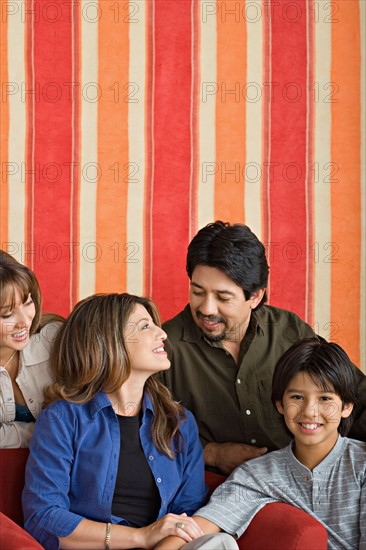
[105,522,111,550]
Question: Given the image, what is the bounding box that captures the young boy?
[157,338,366,550]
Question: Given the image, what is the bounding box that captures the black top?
[15,402,36,422]
[112,412,161,527]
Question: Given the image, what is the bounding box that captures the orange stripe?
[96,1,129,292]
[215,0,246,222]
[0,7,9,244]
[331,1,361,365]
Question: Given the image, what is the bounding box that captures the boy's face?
[276,372,353,458]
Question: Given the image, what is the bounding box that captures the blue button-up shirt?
[22,391,207,550]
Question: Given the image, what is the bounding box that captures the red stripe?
[144,0,155,297]
[149,0,193,321]
[267,0,309,320]
[26,0,74,316]
[25,0,34,265]
[71,3,81,307]
[305,3,314,326]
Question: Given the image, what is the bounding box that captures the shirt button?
[304,475,310,481]
[156,477,162,483]
[246,409,251,415]
[29,399,34,403]
[251,439,256,444]
[148,455,154,461]
[237,378,241,384]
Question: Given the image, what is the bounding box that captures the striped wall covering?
[0,0,365,371]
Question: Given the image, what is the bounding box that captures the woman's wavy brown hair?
[0,250,42,334]
[45,293,186,458]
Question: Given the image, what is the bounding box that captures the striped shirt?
[195,436,366,549]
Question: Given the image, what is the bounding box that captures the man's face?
[189,265,264,343]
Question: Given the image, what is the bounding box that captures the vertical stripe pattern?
[0,0,364,371]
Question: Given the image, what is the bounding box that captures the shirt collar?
[21,332,51,366]
[287,435,347,474]
[181,303,265,345]
[88,389,155,417]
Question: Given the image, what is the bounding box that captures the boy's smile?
[276,372,353,469]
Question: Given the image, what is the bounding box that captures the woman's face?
[0,287,36,357]
[124,304,170,377]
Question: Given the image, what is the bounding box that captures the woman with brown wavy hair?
[22,293,208,550]
[0,250,63,447]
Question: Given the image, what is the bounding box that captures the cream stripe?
[78,0,98,299]
[360,0,365,373]
[7,4,26,262]
[244,0,263,240]
[313,3,331,339]
[126,0,146,295]
[197,0,216,229]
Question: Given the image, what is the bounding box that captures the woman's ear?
[276,401,284,415]
[341,402,354,419]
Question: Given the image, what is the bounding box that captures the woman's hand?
[136,513,204,549]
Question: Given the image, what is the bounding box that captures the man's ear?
[341,402,354,419]
[249,288,265,309]
[276,401,284,415]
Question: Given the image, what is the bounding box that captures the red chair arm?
[0,512,43,549]
[205,471,327,550]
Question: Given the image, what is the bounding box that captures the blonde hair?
[45,293,185,458]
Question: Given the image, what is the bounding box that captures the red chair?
[0,512,43,549]
[0,448,29,526]
[205,471,328,550]
[0,450,327,550]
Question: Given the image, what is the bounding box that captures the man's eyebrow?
[190,281,204,289]
[190,281,235,296]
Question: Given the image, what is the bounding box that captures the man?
[161,221,366,475]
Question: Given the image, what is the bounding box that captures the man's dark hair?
[271,338,358,436]
[186,221,269,307]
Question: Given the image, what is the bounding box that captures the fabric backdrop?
[0,0,365,371]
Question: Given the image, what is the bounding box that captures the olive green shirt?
[162,305,366,451]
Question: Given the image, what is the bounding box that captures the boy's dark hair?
[186,221,269,308]
[271,338,358,436]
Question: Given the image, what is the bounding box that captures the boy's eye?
[319,396,332,401]
[192,291,204,297]
[218,297,230,303]
[289,395,303,400]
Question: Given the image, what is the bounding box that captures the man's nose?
[199,295,218,316]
